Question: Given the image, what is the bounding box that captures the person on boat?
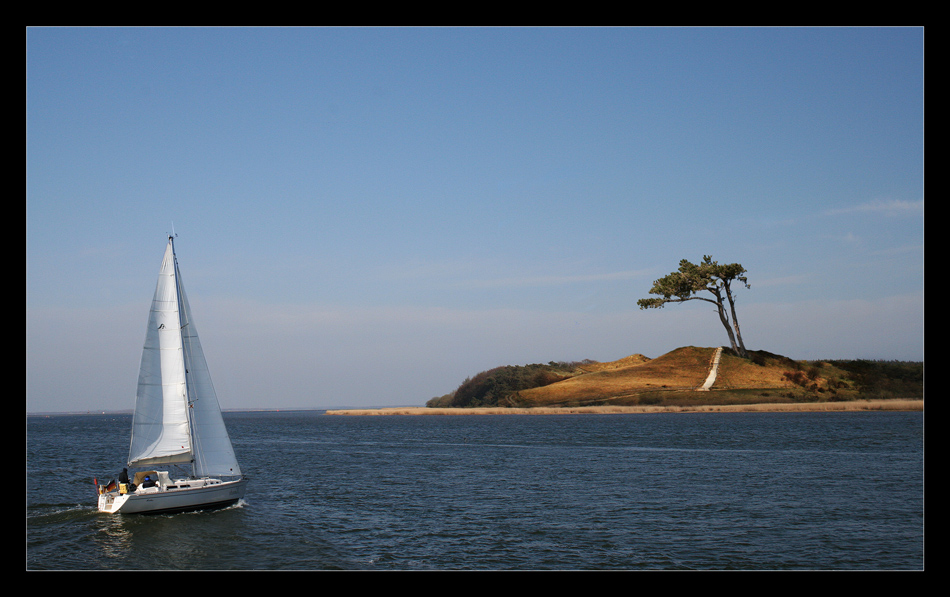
[141,475,157,488]
[118,468,129,485]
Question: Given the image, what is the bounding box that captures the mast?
[170,234,199,478]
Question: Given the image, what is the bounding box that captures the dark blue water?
[26,410,923,570]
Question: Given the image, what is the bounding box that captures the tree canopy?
[638,256,751,358]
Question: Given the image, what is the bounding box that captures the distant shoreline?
[25,408,323,417]
[28,399,923,417]
[325,399,923,416]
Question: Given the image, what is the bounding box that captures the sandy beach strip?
[325,399,923,416]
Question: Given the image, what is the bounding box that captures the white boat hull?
[98,477,248,515]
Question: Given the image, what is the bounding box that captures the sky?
[26,26,924,413]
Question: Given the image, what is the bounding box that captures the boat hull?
[98,477,248,515]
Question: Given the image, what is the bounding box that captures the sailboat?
[97,235,248,514]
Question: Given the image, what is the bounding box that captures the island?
[326,346,923,415]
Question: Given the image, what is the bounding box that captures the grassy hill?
[426,347,923,409]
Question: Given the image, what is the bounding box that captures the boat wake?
[27,503,98,524]
[221,498,248,511]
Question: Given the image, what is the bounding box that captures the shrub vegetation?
[427,363,582,408]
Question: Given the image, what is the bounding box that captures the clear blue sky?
[27,27,924,413]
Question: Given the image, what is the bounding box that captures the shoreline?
[325,399,923,416]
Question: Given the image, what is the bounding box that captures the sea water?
[26,410,923,570]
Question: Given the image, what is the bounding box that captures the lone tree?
[637,256,751,358]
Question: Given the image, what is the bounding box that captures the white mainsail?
[127,237,241,477]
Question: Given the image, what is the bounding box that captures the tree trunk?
[725,283,748,358]
[715,301,740,355]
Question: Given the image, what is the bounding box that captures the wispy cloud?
[458,269,652,289]
[825,199,923,216]
[753,274,811,288]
